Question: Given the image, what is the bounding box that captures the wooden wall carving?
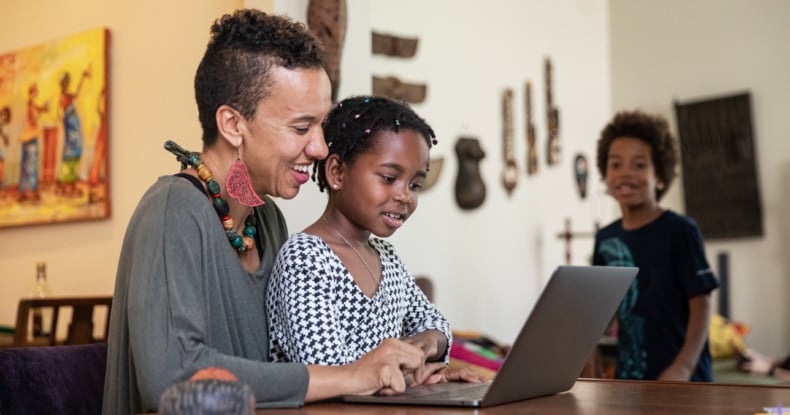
[673,92,763,239]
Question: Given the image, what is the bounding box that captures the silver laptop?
[342,265,637,408]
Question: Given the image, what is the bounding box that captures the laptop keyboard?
[402,382,490,399]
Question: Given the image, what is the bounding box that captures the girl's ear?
[216,104,244,147]
[325,154,345,190]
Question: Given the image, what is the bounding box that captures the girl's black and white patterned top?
[267,233,452,365]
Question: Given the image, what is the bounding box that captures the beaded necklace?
[165,140,257,253]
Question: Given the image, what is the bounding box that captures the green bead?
[245,215,256,226]
[206,180,221,196]
[243,226,256,237]
[213,198,229,216]
[229,233,243,249]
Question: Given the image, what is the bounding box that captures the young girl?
[267,96,452,369]
[593,110,719,381]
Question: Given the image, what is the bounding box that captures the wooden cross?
[556,217,598,265]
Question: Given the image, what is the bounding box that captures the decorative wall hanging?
[525,81,538,176]
[371,32,418,57]
[556,218,597,265]
[0,27,110,228]
[500,89,517,195]
[308,0,347,103]
[573,153,588,199]
[371,30,424,103]
[371,75,427,103]
[454,137,486,210]
[673,91,763,239]
[545,57,561,166]
[422,156,444,191]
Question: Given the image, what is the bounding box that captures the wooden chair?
[11,296,112,347]
[414,275,434,302]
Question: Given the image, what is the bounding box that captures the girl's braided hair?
[313,96,437,192]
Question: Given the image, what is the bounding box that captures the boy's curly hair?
[596,110,678,200]
[195,9,326,145]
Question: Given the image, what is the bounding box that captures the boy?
[593,110,719,381]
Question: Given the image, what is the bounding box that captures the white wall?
[609,0,790,356]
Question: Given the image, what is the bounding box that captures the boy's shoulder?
[597,210,699,235]
[658,210,701,233]
[596,218,623,237]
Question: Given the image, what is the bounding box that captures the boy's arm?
[658,294,711,381]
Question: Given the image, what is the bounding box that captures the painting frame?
[0,27,110,228]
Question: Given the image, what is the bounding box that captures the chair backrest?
[0,343,107,415]
[12,296,113,347]
[414,275,434,302]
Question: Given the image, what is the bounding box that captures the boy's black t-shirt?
[593,210,720,381]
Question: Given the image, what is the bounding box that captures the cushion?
[0,343,106,415]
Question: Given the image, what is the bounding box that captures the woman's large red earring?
[226,152,264,207]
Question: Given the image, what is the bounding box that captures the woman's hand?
[306,338,425,401]
[413,362,489,385]
[401,330,448,362]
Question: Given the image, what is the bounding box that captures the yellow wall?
[0,0,261,334]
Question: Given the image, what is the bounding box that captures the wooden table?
[256,379,789,415]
